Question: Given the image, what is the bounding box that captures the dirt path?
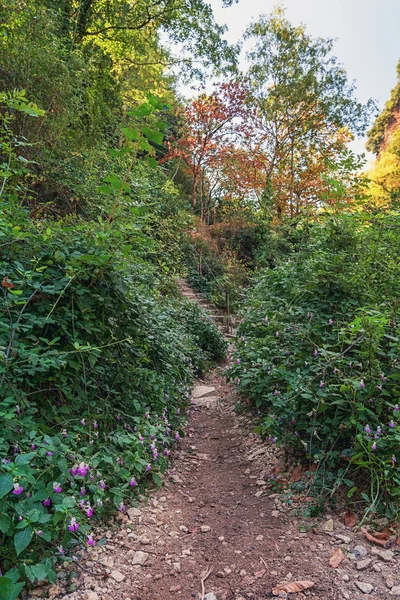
[52,366,400,600]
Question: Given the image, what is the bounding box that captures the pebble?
[335,535,351,544]
[284,556,292,562]
[131,551,149,566]
[201,525,211,533]
[355,582,373,594]
[352,545,368,559]
[204,594,218,600]
[387,578,395,589]
[372,563,382,573]
[391,586,400,596]
[256,535,264,541]
[179,525,188,533]
[110,570,125,583]
[356,559,372,570]
[371,547,394,562]
[324,519,334,532]
[83,593,99,600]
[342,574,350,582]
[255,490,263,497]
[169,585,182,592]
[140,536,150,545]
[127,508,141,519]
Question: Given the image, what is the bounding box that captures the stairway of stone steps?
[177,279,235,338]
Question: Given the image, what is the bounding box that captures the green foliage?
[230,212,400,517]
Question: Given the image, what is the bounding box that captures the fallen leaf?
[272,581,315,595]
[2,276,14,289]
[291,464,303,483]
[372,529,391,541]
[329,547,345,568]
[254,569,266,578]
[344,510,357,528]
[361,527,387,547]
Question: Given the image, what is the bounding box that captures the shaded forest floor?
[46,367,400,600]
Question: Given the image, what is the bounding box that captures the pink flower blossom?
[53,482,62,493]
[87,534,95,546]
[68,517,79,532]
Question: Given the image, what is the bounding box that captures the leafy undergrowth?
[230,214,400,520]
[0,205,226,597]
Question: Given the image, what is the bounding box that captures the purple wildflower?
[53,482,62,493]
[394,404,399,412]
[93,421,98,429]
[30,444,36,450]
[86,506,93,518]
[81,418,86,426]
[364,425,371,434]
[319,380,325,388]
[42,498,51,507]
[146,464,151,472]
[371,442,377,451]
[175,432,181,441]
[129,478,137,486]
[328,319,334,325]
[119,502,126,513]
[37,530,43,536]
[313,350,318,357]
[12,484,24,496]
[68,517,79,533]
[87,534,95,547]
[80,486,87,496]
[99,480,106,490]
[360,379,365,389]
[389,420,395,428]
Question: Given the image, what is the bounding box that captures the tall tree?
[243,7,374,219]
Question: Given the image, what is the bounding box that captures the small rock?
[140,536,150,545]
[391,586,400,596]
[372,563,381,573]
[131,551,149,566]
[110,570,125,583]
[216,571,225,578]
[244,468,251,475]
[127,508,141,519]
[239,569,247,577]
[204,594,218,600]
[169,585,182,592]
[342,591,350,600]
[284,556,292,562]
[335,535,352,544]
[218,536,225,541]
[342,574,350,582]
[371,547,394,562]
[352,545,368,559]
[355,582,373,594]
[173,561,181,573]
[192,385,216,399]
[356,559,372,571]
[200,525,211,533]
[48,587,62,600]
[255,490,263,497]
[256,480,265,486]
[83,593,99,600]
[179,525,188,533]
[386,578,395,589]
[256,535,264,541]
[271,510,280,518]
[324,519,334,532]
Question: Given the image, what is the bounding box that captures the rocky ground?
[30,364,400,600]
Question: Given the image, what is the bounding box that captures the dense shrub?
[0,200,226,594]
[230,213,400,516]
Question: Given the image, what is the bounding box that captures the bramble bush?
[230,213,400,518]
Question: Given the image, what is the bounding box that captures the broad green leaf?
[0,474,14,499]
[14,527,33,555]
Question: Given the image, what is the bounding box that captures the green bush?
[0,201,226,594]
[230,214,400,517]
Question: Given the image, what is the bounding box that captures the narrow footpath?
[53,286,400,600]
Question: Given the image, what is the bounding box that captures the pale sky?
[208,0,400,159]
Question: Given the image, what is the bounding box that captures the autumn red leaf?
[290,464,303,483]
[272,581,315,595]
[329,547,345,568]
[361,527,387,547]
[2,276,14,289]
[344,510,357,528]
